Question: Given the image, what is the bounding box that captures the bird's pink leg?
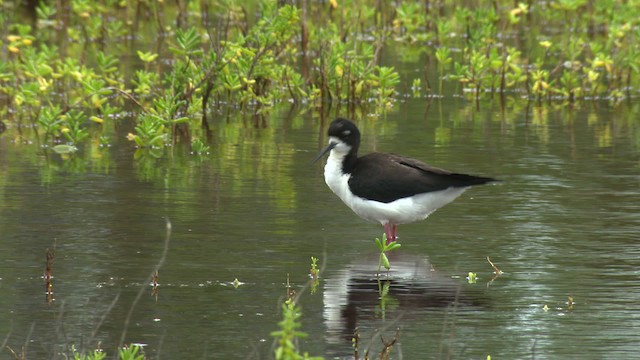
[384,223,394,245]
[384,223,397,245]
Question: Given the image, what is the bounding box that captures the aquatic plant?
[309,256,319,279]
[375,234,401,273]
[271,300,323,360]
[70,345,106,360]
[118,344,145,360]
[467,272,478,284]
[66,344,144,360]
[309,256,320,294]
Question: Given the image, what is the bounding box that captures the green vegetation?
[1,0,638,159]
[5,344,145,360]
[309,256,319,279]
[375,234,401,273]
[309,256,320,294]
[467,271,478,284]
[271,300,323,360]
[68,344,144,360]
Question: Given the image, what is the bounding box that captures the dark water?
[1,98,640,359]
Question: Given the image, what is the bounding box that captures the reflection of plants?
[190,138,210,155]
[375,279,399,322]
[435,46,452,93]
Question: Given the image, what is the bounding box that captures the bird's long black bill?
[312,142,337,164]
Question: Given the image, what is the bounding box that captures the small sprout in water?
[233,278,243,288]
[375,234,401,273]
[309,256,319,278]
[487,256,503,275]
[567,295,574,310]
[467,272,477,284]
[309,257,320,294]
[543,304,549,312]
[151,270,159,287]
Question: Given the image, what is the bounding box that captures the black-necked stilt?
[313,118,498,244]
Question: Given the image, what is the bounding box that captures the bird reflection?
[323,253,487,352]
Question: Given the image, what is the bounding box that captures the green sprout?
[467,272,478,284]
[375,234,401,273]
[309,256,319,279]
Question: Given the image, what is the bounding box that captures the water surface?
[1,99,639,359]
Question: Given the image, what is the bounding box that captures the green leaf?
[387,243,401,251]
[171,117,190,124]
[375,237,384,251]
[381,253,390,270]
[137,50,159,63]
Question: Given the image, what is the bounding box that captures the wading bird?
[314,118,497,244]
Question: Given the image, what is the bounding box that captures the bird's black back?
[347,153,496,203]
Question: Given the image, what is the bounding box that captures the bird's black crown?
[328,118,361,148]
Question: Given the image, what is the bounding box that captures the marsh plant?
[67,344,144,360]
[271,300,323,360]
[375,234,401,273]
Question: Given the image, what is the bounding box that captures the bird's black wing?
[348,153,496,203]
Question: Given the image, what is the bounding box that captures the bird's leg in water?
[384,223,397,245]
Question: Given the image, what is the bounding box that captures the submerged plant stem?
[117,219,172,352]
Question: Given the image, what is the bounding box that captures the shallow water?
[1,98,639,359]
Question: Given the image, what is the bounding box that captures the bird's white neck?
[323,145,352,202]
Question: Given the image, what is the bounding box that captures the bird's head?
[313,118,361,163]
